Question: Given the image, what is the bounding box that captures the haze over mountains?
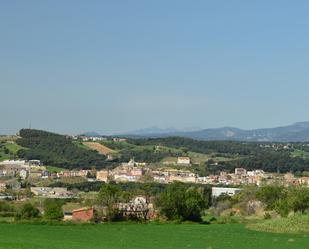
[116,122,309,142]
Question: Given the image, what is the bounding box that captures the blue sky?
[1,0,309,134]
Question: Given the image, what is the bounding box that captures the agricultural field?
[101,140,137,151]
[0,223,308,249]
[248,213,309,234]
[83,142,116,155]
[291,149,309,159]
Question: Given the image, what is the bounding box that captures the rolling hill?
[120,122,309,142]
[16,129,108,170]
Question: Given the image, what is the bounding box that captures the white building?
[19,169,29,180]
[212,187,242,198]
[234,168,247,175]
[177,157,191,165]
[28,160,41,166]
[0,160,26,166]
[30,187,73,198]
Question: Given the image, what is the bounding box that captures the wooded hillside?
[17,129,108,169]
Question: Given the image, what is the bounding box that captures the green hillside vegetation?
[16,129,109,170]
[0,223,307,249]
[101,140,137,150]
[129,137,261,155]
[101,139,235,166]
[46,166,67,173]
[129,137,309,173]
[188,151,238,164]
[0,146,10,161]
[72,141,92,150]
[5,142,23,154]
[9,129,309,173]
[101,140,185,163]
[291,149,309,159]
[0,141,23,161]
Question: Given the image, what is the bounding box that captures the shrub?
[17,203,40,220]
[156,182,208,222]
[43,199,64,221]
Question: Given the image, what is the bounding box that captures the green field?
[291,149,309,159]
[46,165,67,173]
[0,142,24,161]
[248,213,309,234]
[0,223,308,249]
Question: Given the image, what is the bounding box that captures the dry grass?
[83,142,116,155]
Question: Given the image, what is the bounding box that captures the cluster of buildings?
[3,158,309,192]
[0,160,48,180]
[63,196,155,222]
[201,168,309,187]
[0,160,91,182]
[96,158,197,184]
[282,173,309,187]
[152,168,196,183]
[96,160,309,187]
[70,135,127,143]
[30,187,74,199]
[96,159,145,182]
[198,168,268,186]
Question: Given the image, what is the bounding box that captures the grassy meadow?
[291,149,309,159]
[0,141,23,161]
[248,213,309,234]
[0,223,308,249]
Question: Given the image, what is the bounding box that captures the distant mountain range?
[120,126,202,136]
[116,122,309,142]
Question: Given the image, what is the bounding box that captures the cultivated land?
[0,223,308,249]
[83,142,116,155]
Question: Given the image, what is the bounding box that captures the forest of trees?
[16,129,110,170]
[14,129,309,173]
[130,137,309,174]
[119,148,183,163]
[129,137,263,155]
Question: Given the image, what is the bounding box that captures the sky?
[1,0,309,135]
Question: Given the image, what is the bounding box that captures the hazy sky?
[1,1,309,135]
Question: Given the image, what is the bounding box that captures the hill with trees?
[129,137,309,174]
[13,129,309,174]
[16,129,109,170]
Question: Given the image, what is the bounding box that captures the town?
[0,121,306,242]
[1,157,308,193]
[0,150,308,223]
[2,1,309,248]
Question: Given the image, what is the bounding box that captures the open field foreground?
[0,223,308,249]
